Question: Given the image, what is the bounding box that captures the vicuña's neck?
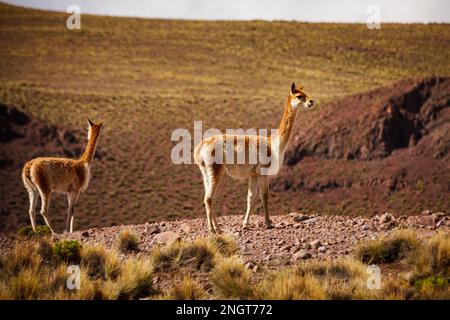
[277,96,298,153]
[80,132,99,165]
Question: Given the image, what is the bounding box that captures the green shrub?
[17,225,52,237]
[53,240,82,264]
[414,275,448,290]
[17,226,34,237]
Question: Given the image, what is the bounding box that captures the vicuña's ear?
[291,82,296,94]
[98,121,104,127]
[87,119,94,127]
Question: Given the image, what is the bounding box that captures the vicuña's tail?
[22,162,36,191]
[194,142,204,166]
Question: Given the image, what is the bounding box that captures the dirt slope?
[1,211,448,269]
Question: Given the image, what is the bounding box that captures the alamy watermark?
[366,265,381,289]
[66,265,81,290]
[66,5,81,30]
[170,120,282,175]
[366,5,381,29]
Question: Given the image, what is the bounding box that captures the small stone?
[153,231,180,245]
[276,240,285,246]
[362,224,370,231]
[380,212,395,224]
[422,210,432,216]
[292,250,312,261]
[81,231,89,237]
[303,218,317,224]
[310,240,321,248]
[292,214,310,222]
[178,223,190,233]
[418,214,437,227]
[436,220,445,228]
[149,228,161,235]
[318,246,326,253]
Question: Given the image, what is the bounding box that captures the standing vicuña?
[194,83,315,233]
[22,119,103,234]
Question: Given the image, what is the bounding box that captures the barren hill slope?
[274,77,450,216]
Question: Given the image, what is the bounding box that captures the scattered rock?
[292,214,310,223]
[418,214,438,227]
[310,240,321,248]
[380,212,395,223]
[153,231,180,245]
[318,246,326,253]
[302,218,317,224]
[245,261,255,270]
[81,231,89,237]
[292,249,312,261]
[362,224,370,231]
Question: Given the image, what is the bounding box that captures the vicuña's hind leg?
[66,191,80,233]
[259,175,273,228]
[242,176,259,229]
[203,164,224,234]
[26,187,38,231]
[37,187,54,234]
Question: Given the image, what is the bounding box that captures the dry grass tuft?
[117,230,140,253]
[110,257,154,300]
[256,270,326,300]
[210,256,253,299]
[81,245,121,280]
[170,276,207,300]
[409,231,450,278]
[354,230,419,264]
[209,235,239,257]
[153,238,217,272]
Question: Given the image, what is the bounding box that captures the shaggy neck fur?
[277,96,298,154]
[80,129,100,165]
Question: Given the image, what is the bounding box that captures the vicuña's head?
[289,82,315,109]
[87,119,103,140]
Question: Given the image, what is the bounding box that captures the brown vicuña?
[194,83,315,233]
[22,119,103,233]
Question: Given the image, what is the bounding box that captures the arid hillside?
[0,4,449,233]
[276,77,450,216]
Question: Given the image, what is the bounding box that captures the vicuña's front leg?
[243,176,258,229]
[259,176,273,228]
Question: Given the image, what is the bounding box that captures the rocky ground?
[1,211,448,269]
